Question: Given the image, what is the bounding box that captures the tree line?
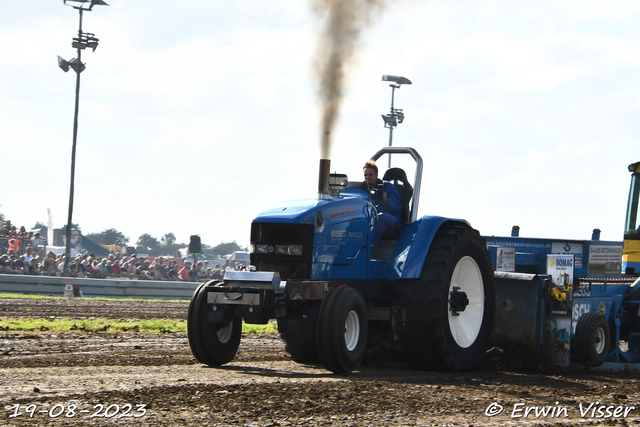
[15,216,245,257]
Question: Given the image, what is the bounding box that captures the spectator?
[155,257,169,280]
[28,259,41,275]
[211,265,223,280]
[0,254,17,274]
[69,255,85,278]
[137,259,151,279]
[191,262,203,281]
[31,232,45,251]
[23,246,33,268]
[7,239,19,254]
[192,261,204,280]
[42,252,56,276]
[167,263,178,281]
[148,265,163,280]
[98,258,113,278]
[13,255,27,274]
[86,259,102,278]
[126,261,137,278]
[111,256,123,277]
[178,261,191,281]
[0,220,10,237]
[56,255,67,275]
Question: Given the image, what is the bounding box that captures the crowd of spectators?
[62,253,241,282]
[2,246,247,281]
[1,219,248,281]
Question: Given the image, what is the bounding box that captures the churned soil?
[1,297,640,426]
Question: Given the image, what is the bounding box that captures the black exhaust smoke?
[312,0,387,160]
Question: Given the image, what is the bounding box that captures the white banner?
[496,247,515,272]
[47,208,53,246]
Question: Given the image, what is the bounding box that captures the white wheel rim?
[448,256,484,348]
[217,321,233,344]
[595,326,606,354]
[344,310,360,352]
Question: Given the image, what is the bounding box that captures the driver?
[363,160,402,246]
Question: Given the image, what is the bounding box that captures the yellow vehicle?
[623,161,640,274]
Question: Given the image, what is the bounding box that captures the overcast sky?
[1,0,638,249]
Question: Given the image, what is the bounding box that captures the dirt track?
[1,297,640,426]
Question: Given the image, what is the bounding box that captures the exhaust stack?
[318,159,331,199]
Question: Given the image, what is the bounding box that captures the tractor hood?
[253,191,371,227]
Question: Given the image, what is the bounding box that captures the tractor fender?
[385,216,469,280]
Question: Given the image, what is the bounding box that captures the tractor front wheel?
[188,283,242,366]
[316,286,368,374]
[278,318,319,363]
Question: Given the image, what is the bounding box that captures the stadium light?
[58,0,108,276]
[381,75,411,167]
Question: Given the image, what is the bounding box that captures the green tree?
[86,228,130,246]
[60,223,81,233]
[136,233,161,251]
[161,232,176,247]
[33,221,46,231]
[31,221,48,238]
[211,241,245,256]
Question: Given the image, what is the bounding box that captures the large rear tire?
[575,312,610,367]
[188,282,242,366]
[278,318,319,363]
[396,223,495,371]
[316,286,368,374]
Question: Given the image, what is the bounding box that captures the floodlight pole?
[387,84,399,167]
[60,1,106,276]
[63,10,83,276]
[381,75,411,168]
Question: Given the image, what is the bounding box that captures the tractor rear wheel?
[278,318,319,363]
[575,312,610,367]
[188,282,242,366]
[316,286,368,374]
[396,223,495,371]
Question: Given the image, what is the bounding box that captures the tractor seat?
[382,167,413,224]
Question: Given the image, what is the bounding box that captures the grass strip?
[0,317,278,334]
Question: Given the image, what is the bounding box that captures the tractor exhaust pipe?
[318,158,330,199]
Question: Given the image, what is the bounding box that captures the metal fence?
[0,236,48,257]
[0,274,199,300]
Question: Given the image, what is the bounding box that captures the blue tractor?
[188,147,496,374]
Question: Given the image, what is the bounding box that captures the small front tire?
[188,283,242,366]
[278,318,319,363]
[316,286,368,374]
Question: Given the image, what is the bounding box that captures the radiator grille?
[250,223,314,280]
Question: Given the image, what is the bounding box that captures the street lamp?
[58,0,108,276]
[381,74,411,167]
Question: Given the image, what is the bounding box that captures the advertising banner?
[588,245,623,276]
[545,254,574,367]
[496,247,515,272]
